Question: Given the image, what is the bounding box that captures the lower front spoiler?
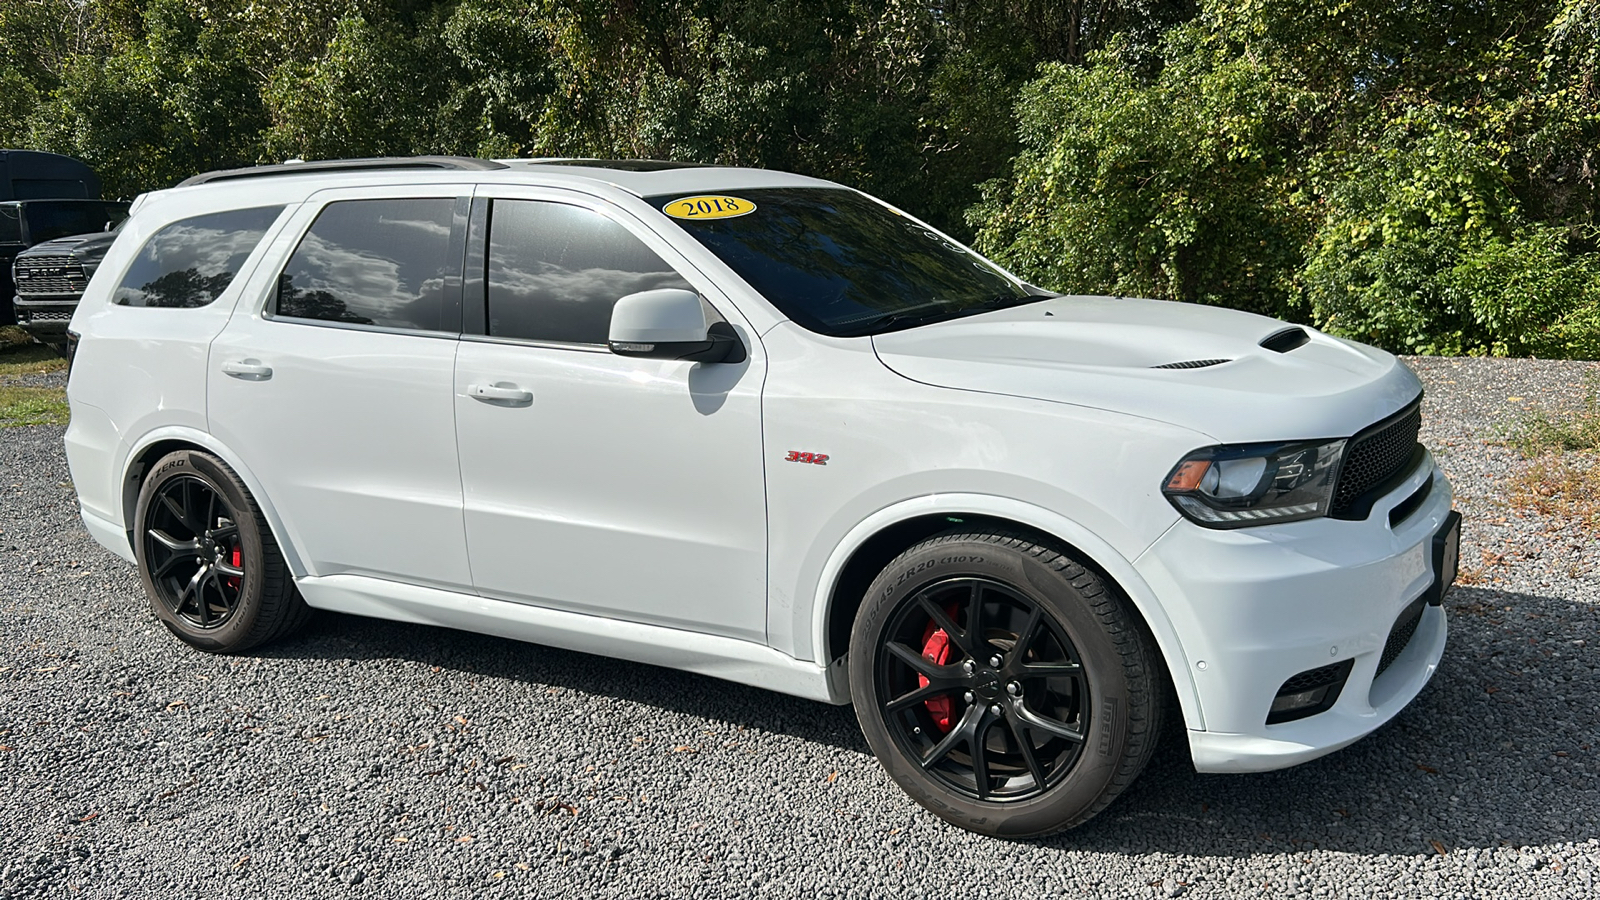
[1187,604,1447,773]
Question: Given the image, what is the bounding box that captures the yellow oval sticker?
[664,195,756,221]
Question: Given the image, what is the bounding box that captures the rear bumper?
[1135,452,1453,773]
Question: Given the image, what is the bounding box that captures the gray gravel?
[3,359,1598,898]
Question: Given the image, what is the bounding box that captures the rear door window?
[275,198,458,332]
[485,199,691,345]
[113,206,284,308]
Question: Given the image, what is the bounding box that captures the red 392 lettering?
[783,450,829,465]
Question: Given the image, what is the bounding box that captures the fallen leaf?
[514,862,530,871]
[1431,840,1448,856]
[671,745,696,753]
[827,771,839,783]
[456,835,474,843]
[1416,764,1438,774]
[78,812,98,822]
[455,716,468,725]
[392,836,409,843]
[492,871,506,879]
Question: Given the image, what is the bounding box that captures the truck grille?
[1331,401,1422,518]
[13,254,88,296]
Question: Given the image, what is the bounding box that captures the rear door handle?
[468,382,533,404]
[221,359,272,380]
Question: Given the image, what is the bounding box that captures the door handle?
[468,382,533,404]
[221,359,272,380]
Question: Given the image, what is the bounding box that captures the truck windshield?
[648,188,1036,336]
[23,201,127,244]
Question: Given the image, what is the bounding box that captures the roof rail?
[176,156,508,188]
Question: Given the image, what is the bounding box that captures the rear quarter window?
[113,206,284,308]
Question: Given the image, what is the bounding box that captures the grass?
[0,385,69,426]
[0,326,69,425]
[1502,373,1600,534]
[0,325,68,376]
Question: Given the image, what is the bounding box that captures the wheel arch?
[120,427,308,578]
[812,494,1203,730]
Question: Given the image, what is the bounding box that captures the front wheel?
[133,449,310,652]
[848,530,1164,838]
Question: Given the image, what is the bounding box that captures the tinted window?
[649,188,1033,336]
[113,206,284,308]
[277,199,456,331]
[487,200,691,344]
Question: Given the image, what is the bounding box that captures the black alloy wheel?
[850,530,1165,838]
[133,449,311,653]
[143,474,246,629]
[876,576,1090,802]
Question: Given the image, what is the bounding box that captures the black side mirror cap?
[609,321,746,364]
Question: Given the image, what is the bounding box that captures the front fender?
[806,493,1202,730]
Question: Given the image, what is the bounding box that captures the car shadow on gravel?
[254,609,873,754]
[250,582,1595,858]
[1042,584,1598,858]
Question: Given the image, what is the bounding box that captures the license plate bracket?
[1423,510,1461,606]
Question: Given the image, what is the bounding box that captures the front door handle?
[221,359,272,380]
[468,382,533,404]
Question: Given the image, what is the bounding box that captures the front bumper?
[1135,450,1454,773]
[13,297,77,339]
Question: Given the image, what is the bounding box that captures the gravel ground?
[2,359,1598,899]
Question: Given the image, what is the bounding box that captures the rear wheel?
[134,449,310,652]
[849,529,1164,838]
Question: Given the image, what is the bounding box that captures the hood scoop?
[1260,326,1310,353]
[1152,358,1231,370]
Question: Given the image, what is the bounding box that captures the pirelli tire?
[848,529,1165,838]
[133,449,311,653]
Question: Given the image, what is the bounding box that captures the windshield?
[648,188,1036,336]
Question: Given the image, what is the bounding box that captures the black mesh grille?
[1279,661,1346,695]
[1332,403,1422,517]
[22,310,74,321]
[1376,599,1425,678]
[1267,659,1354,724]
[13,255,88,296]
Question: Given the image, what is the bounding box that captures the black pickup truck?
[1,150,126,341]
[10,226,122,352]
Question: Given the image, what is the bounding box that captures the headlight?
[1162,439,1346,528]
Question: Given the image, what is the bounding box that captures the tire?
[133,449,311,653]
[848,529,1164,838]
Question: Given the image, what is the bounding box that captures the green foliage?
[2,0,1596,358]
[971,0,1600,357]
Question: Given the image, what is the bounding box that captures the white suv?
[63,157,1459,837]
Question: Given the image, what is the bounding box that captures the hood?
[18,230,117,276]
[871,296,1422,443]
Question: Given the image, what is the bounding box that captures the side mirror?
[608,288,745,364]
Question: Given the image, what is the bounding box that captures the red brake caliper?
[918,607,959,733]
[225,546,242,590]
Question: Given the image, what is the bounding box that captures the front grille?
[1376,598,1425,678]
[13,254,88,296]
[22,310,74,321]
[1331,402,1423,518]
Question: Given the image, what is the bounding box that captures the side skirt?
[295,574,850,705]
